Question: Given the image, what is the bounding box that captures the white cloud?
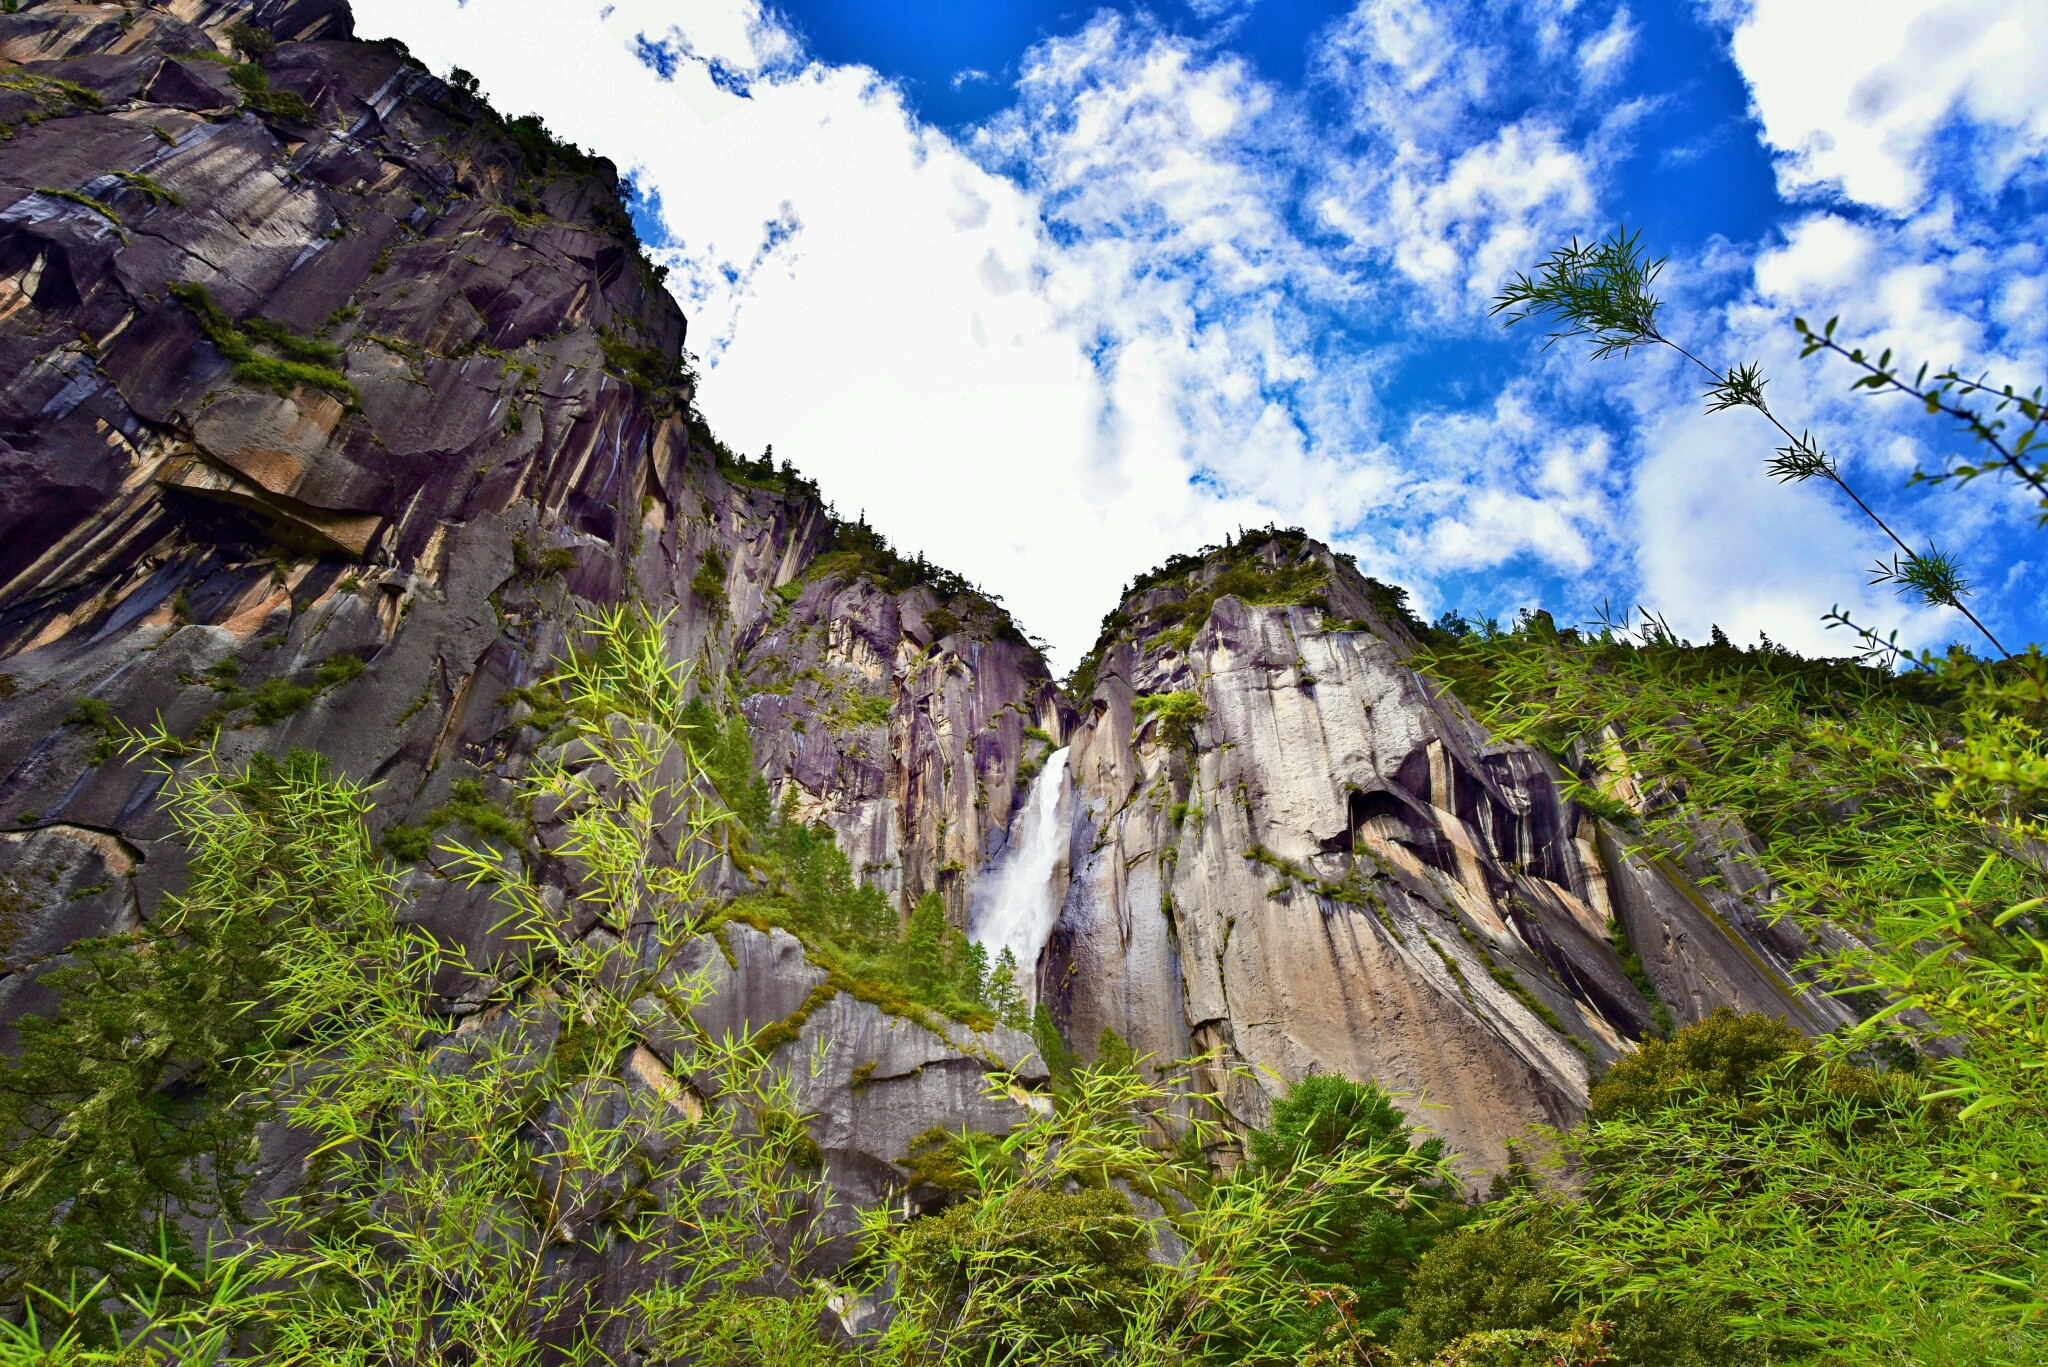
[364,0,1954,663]
[1577,7,1638,91]
[353,0,1284,665]
[1380,385,1622,579]
[1724,0,2048,213]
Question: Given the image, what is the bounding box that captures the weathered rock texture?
[0,0,1057,1232]
[1041,535,1855,1177]
[0,0,1852,1254]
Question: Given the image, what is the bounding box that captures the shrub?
[1133,688,1207,753]
[1392,1217,1568,1362]
[167,282,356,405]
[313,652,366,688]
[1587,1007,1801,1121]
[247,678,314,723]
[891,1187,1157,1350]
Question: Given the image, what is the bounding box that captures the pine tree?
[986,948,1027,1029]
[898,892,950,987]
[960,940,990,1007]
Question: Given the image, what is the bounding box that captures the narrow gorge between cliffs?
[968,745,1070,1009]
[0,1,2030,1359]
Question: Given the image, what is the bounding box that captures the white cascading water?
[969,746,1071,1006]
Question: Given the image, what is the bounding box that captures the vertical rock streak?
[0,6,1865,1299]
[1041,535,1854,1175]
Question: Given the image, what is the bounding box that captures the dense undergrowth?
[1392,613,2048,1364]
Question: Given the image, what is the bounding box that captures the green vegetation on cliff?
[683,692,997,1029]
[1068,527,1425,699]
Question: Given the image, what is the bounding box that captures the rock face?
[0,0,1058,1231]
[0,0,1853,1265]
[1040,534,1854,1176]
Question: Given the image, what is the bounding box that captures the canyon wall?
[0,0,1855,1278]
[1041,535,1855,1176]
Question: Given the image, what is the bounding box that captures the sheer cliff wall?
[0,0,1061,1258]
[1041,535,1856,1176]
[0,0,1849,1216]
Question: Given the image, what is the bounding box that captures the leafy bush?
[1392,1216,1568,1362]
[1133,688,1207,753]
[227,60,315,124]
[1586,1007,1801,1121]
[891,1187,1158,1350]
[1239,1075,1460,1349]
[690,544,728,617]
[876,1059,1452,1367]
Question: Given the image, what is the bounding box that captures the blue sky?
[354,0,2048,667]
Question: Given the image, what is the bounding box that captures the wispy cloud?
[347,0,2048,661]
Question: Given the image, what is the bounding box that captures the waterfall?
[969,746,1071,1006]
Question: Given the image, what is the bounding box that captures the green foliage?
[688,696,988,1025]
[984,947,1027,1029]
[62,696,119,764]
[1393,1217,1569,1362]
[1603,920,1672,1041]
[598,325,691,410]
[511,534,577,581]
[227,61,315,124]
[0,71,102,110]
[1536,1016,2029,1363]
[792,517,1032,650]
[111,170,180,208]
[167,282,357,406]
[710,436,823,501]
[1240,1075,1460,1349]
[1792,316,2048,524]
[377,776,525,862]
[0,608,838,1363]
[829,691,892,729]
[0,751,358,1320]
[1146,549,1330,653]
[1586,1007,1801,1122]
[1069,528,1339,693]
[223,21,276,61]
[378,822,431,862]
[1133,688,1207,753]
[238,315,339,365]
[1032,1003,1079,1087]
[690,544,728,618]
[311,652,366,689]
[873,1058,1448,1366]
[891,1187,1158,1350]
[1409,546,2048,1357]
[35,187,118,227]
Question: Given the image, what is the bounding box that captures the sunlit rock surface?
[0,0,1853,1272]
[1041,535,1854,1176]
[0,0,1057,1245]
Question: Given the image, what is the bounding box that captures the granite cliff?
[0,0,1850,1282]
[1038,533,1854,1177]
[0,0,1059,1258]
